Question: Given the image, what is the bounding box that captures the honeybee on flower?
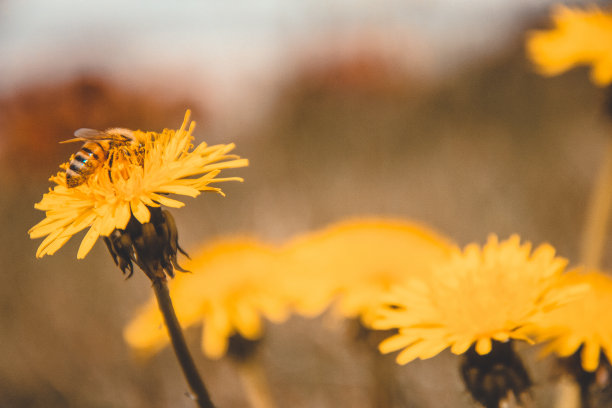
[28,110,245,407]
[29,110,248,274]
[61,127,143,188]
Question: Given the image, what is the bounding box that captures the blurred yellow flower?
[280,218,456,322]
[373,235,581,365]
[526,5,612,86]
[534,269,612,372]
[124,240,289,359]
[29,110,247,259]
[125,218,455,357]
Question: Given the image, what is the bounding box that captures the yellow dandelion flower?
[526,5,612,86]
[124,239,290,359]
[29,110,248,260]
[534,269,612,372]
[280,218,456,322]
[373,235,582,365]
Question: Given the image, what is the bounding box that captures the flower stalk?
[105,206,217,408]
[28,111,248,408]
[152,277,216,408]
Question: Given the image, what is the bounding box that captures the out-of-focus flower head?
[373,235,583,365]
[534,269,612,372]
[527,5,612,86]
[124,239,290,359]
[125,218,456,356]
[280,218,456,323]
[29,110,248,260]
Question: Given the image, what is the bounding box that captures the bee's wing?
[61,128,116,144]
[74,128,114,140]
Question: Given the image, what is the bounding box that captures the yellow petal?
[77,224,101,259]
[475,338,492,355]
[37,229,72,257]
[450,338,474,355]
[130,199,150,224]
[202,308,232,359]
[395,340,444,364]
[581,341,601,372]
[379,333,416,354]
[148,193,186,208]
[232,301,262,340]
[154,184,201,197]
[113,202,131,230]
[556,333,584,357]
[35,228,65,258]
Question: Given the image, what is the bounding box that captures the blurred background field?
[0,1,609,407]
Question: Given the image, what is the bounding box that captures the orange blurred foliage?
[290,45,415,97]
[0,76,204,175]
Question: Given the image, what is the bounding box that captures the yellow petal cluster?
[280,219,456,322]
[527,5,612,86]
[534,269,612,372]
[29,110,248,259]
[373,235,582,365]
[124,240,289,359]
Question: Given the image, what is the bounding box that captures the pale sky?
[0,0,568,130]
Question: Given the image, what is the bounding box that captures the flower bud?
[104,207,188,282]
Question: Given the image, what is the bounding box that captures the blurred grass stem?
[152,277,216,408]
[235,359,277,408]
[554,375,581,408]
[558,133,612,408]
[579,137,612,269]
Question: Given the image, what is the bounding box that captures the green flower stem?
[152,277,216,408]
[579,137,612,269]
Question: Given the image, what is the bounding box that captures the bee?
[61,128,139,188]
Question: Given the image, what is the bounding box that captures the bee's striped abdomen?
[66,142,108,188]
